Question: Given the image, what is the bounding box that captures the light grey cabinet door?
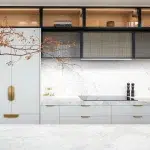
[135,32,150,58]
[0,48,12,114]
[83,32,132,59]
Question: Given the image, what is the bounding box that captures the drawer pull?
[8,86,15,101]
[133,105,143,107]
[133,116,143,118]
[81,105,91,107]
[4,114,19,118]
[45,105,56,107]
[81,116,90,118]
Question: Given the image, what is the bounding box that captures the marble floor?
[0,125,150,150]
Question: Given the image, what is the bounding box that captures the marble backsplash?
[41,58,150,98]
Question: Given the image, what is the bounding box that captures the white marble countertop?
[0,125,150,150]
[41,96,150,106]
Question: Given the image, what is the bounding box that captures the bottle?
[131,83,135,101]
[127,83,130,100]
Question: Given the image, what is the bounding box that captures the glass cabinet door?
[42,32,80,58]
[86,8,138,27]
[135,32,150,58]
[83,32,132,58]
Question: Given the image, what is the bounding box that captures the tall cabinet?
[0,28,40,124]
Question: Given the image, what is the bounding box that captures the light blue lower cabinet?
[0,114,39,124]
[40,105,59,124]
[59,116,111,124]
[111,105,150,124]
[112,115,150,124]
[40,105,111,124]
[40,105,150,124]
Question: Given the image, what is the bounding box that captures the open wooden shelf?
[43,8,82,27]
[142,9,150,27]
[86,8,138,27]
[0,8,40,27]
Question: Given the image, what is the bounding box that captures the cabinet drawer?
[60,116,111,124]
[41,105,59,116]
[0,114,39,124]
[40,115,59,124]
[112,105,150,115]
[60,106,111,116]
[112,115,150,124]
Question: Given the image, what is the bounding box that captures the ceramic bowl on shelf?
[106,21,115,27]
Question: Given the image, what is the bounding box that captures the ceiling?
[0,0,150,6]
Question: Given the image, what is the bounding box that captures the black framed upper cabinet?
[43,8,83,27]
[42,32,80,58]
[82,32,132,59]
[141,8,150,27]
[0,8,40,27]
[86,8,138,27]
[135,32,150,58]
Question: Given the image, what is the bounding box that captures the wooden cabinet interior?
[43,8,82,27]
[141,9,150,27]
[0,8,39,27]
[86,8,138,27]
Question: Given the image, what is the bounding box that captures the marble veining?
[41,96,150,106]
[42,59,150,98]
[0,125,150,150]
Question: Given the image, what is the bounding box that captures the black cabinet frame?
[0,6,150,59]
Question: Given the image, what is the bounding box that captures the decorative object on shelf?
[18,21,28,26]
[106,21,115,27]
[128,11,138,27]
[29,15,39,26]
[54,20,72,27]
[43,87,55,96]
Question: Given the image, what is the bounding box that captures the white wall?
[42,58,150,97]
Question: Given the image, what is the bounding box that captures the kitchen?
[1,1,150,149]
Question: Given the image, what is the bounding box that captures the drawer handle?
[45,105,56,107]
[133,116,143,118]
[81,105,91,107]
[81,116,90,118]
[4,114,19,118]
[133,105,143,107]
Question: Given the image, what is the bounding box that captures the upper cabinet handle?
[81,105,91,107]
[133,116,143,118]
[45,105,56,107]
[133,105,143,107]
[81,116,90,118]
[8,86,15,101]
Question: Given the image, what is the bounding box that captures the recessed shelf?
[43,8,83,27]
[0,8,40,27]
[86,8,138,28]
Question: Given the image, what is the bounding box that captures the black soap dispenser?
[127,83,130,101]
[131,83,135,101]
